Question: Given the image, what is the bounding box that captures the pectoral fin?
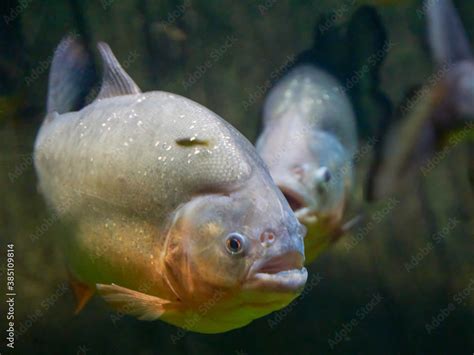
[96,283,170,321]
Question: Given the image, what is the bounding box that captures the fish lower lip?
[248,267,308,292]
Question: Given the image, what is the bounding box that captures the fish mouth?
[245,251,307,293]
[280,186,306,212]
[279,186,319,224]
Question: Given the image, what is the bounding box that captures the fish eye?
[225,233,246,255]
[315,167,331,194]
[317,167,331,183]
[322,169,331,182]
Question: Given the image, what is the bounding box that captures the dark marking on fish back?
[175,138,209,147]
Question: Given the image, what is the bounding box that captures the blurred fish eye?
[314,166,332,194]
[225,232,246,255]
[317,166,331,183]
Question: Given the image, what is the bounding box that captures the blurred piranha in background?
[256,65,358,264]
[372,0,474,197]
[33,37,307,333]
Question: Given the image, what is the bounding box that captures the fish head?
[260,129,351,225]
[163,169,307,313]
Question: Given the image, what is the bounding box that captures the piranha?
[256,65,358,263]
[425,0,474,125]
[34,37,307,333]
[372,0,474,198]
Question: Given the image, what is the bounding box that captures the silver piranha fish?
[34,37,307,333]
[426,0,474,123]
[256,65,358,263]
[373,0,474,198]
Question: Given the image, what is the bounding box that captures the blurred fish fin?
[339,214,364,236]
[47,36,96,114]
[69,273,95,314]
[330,213,364,244]
[372,85,440,198]
[427,0,472,66]
[96,42,141,100]
[96,283,170,321]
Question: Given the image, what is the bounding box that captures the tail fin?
[426,0,472,67]
[47,36,96,114]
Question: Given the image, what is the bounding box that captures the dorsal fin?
[95,42,141,100]
[47,36,96,114]
[427,0,473,67]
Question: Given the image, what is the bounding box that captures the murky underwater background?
[0,0,473,354]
